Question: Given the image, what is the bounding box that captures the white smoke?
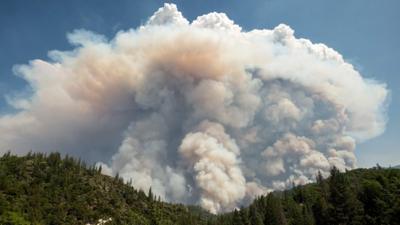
[179,121,246,213]
[0,3,388,213]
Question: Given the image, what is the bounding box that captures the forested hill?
[0,152,211,225]
[1,153,400,225]
[216,166,400,225]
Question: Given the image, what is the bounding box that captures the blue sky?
[0,0,399,167]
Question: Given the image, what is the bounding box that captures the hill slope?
[214,167,400,225]
[0,152,210,225]
[1,152,400,225]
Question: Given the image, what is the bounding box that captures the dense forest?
[0,152,210,225]
[215,166,400,225]
[0,152,399,225]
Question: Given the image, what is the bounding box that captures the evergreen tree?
[312,195,329,225]
[328,167,364,225]
[1,152,400,225]
[301,205,315,225]
[249,204,263,225]
[148,187,154,201]
[313,171,329,225]
[328,167,349,225]
[239,207,250,225]
[264,194,287,225]
[232,209,244,225]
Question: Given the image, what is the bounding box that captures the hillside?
[1,153,400,225]
[0,152,210,225]
[215,167,400,225]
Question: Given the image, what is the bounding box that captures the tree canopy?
[1,152,399,225]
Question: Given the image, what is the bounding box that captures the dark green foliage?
[0,152,209,225]
[232,209,243,225]
[213,166,400,225]
[249,204,264,225]
[264,194,287,225]
[1,152,400,225]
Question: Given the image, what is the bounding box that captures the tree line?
[0,152,399,225]
[210,166,400,225]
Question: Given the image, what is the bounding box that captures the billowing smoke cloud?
[179,121,247,213]
[0,3,388,213]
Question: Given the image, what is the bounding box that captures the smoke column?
[0,3,388,213]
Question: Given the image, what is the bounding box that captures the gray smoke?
[0,3,388,213]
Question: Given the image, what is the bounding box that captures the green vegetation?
[0,152,210,225]
[1,152,400,225]
[213,166,400,225]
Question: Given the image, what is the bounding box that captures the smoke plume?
[0,3,388,213]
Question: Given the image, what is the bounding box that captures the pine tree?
[264,194,287,225]
[328,167,348,225]
[285,200,302,225]
[316,171,329,199]
[313,171,329,225]
[148,187,154,201]
[301,205,315,225]
[232,209,244,225]
[312,195,329,225]
[249,204,263,225]
[328,167,365,225]
[239,207,250,225]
